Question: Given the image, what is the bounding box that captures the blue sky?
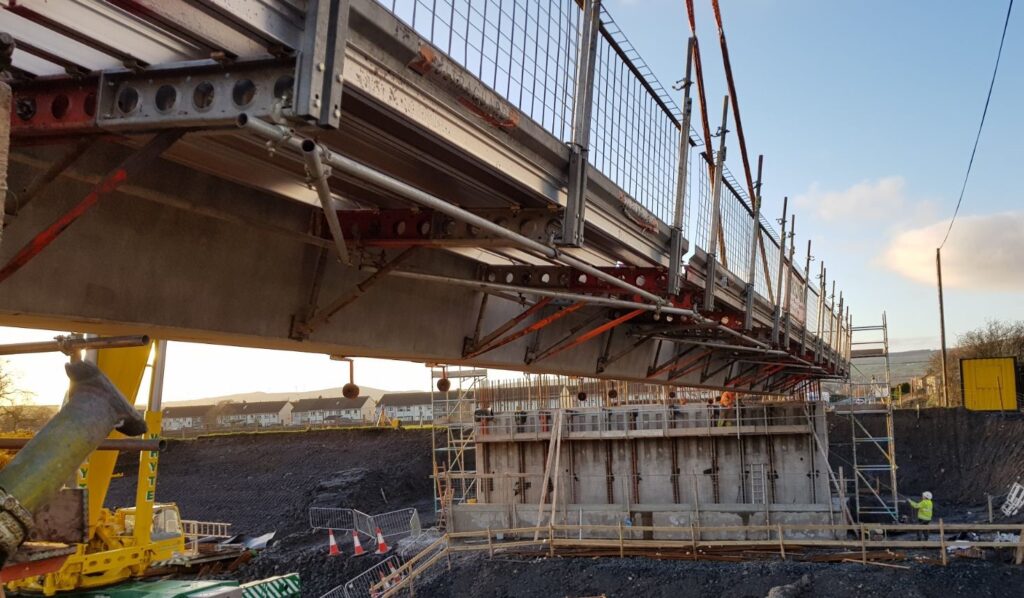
[608,0,1022,349]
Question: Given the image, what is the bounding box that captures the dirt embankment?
[108,428,435,596]
[829,408,1024,508]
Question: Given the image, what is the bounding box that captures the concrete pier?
[451,400,836,540]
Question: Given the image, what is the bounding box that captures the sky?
[606,0,1023,350]
[2,1,1021,403]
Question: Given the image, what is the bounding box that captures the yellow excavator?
[0,336,299,597]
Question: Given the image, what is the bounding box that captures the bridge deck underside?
[0,0,848,392]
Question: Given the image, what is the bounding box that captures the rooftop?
[291,396,371,412]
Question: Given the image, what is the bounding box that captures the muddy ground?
[103,409,1024,597]
[419,554,1024,598]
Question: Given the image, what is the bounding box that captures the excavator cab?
[121,504,184,542]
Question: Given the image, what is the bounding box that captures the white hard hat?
[923,491,933,500]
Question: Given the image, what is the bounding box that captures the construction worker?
[718,391,737,427]
[907,491,934,540]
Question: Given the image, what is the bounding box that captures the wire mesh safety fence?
[373,508,422,542]
[309,507,356,531]
[377,0,581,142]
[318,554,407,598]
[374,0,693,231]
[310,507,421,545]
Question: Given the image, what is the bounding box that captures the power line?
[940,0,1015,249]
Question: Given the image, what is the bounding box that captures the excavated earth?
[102,409,1024,597]
[829,408,1024,515]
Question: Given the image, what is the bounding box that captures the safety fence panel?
[372,508,421,542]
[375,0,689,229]
[309,507,355,531]
[378,0,581,143]
[588,5,684,225]
[325,554,406,598]
[353,509,377,541]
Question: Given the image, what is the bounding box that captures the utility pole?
[936,248,949,408]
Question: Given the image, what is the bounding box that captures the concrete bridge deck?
[0,0,850,392]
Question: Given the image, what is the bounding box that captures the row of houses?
[161,392,436,431]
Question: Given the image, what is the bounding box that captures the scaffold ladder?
[848,312,900,522]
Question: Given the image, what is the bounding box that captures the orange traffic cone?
[374,527,391,555]
[352,529,367,557]
[327,529,341,557]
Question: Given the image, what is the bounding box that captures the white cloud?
[796,176,909,221]
[882,211,1024,291]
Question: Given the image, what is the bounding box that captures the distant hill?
[850,349,934,384]
[164,385,390,408]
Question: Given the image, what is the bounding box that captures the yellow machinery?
[5,340,186,595]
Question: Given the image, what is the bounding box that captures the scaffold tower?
[430,365,486,529]
[847,312,900,522]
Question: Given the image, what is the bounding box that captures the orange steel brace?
[0,131,183,284]
[463,302,587,359]
[667,352,715,382]
[649,347,710,380]
[468,297,553,355]
[711,0,759,209]
[747,363,789,388]
[533,308,644,363]
[685,0,727,265]
[730,362,786,389]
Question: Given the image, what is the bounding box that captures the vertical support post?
[987,495,994,523]
[782,216,796,349]
[296,0,350,128]
[134,340,166,546]
[936,248,950,407]
[777,524,786,559]
[703,96,730,312]
[939,519,947,565]
[743,155,764,331]
[815,265,826,362]
[799,239,813,354]
[772,198,789,346]
[836,292,845,369]
[1015,524,1024,565]
[829,280,837,367]
[669,37,695,295]
[561,0,602,247]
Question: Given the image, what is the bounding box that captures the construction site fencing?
[319,554,407,598]
[309,507,356,532]
[309,507,421,545]
[373,508,422,542]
